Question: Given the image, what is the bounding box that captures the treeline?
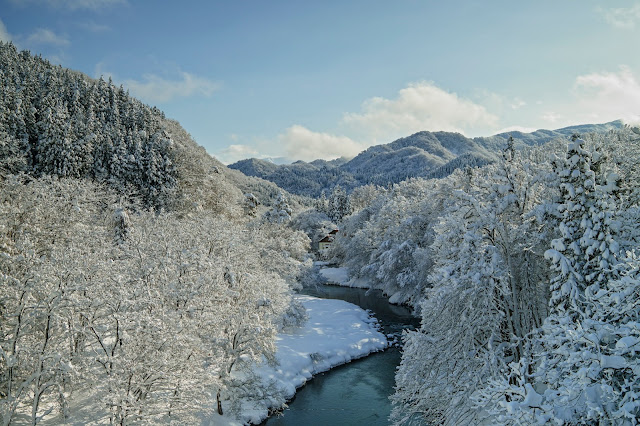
[329,129,640,424]
[0,41,176,209]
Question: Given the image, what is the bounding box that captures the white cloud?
[573,66,640,124]
[601,5,640,29]
[10,0,126,10]
[122,71,219,104]
[215,144,261,165]
[219,71,640,163]
[342,81,499,142]
[279,125,364,162]
[510,98,526,110]
[25,28,70,46]
[219,82,503,163]
[495,125,538,134]
[0,18,12,42]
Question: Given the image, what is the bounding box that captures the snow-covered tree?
[327,185,351,222]
[392,143,554,425]
[315,190,328,214]
[243,192,260,217]
[0,172,309,424]
[476,137,640,424]
[112,206,131,244]
[0,176,116,425]
[263,192,293,224]
[0,42,182,210]
[349,183,385,213]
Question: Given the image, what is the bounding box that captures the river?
[262,283,420,425]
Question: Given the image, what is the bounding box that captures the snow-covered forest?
[324,129,640,424]
[3,37,640,425]
[0,41,313,424]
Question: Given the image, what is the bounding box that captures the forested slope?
[0,41,311,424]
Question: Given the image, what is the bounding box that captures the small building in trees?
[318,229,339,255]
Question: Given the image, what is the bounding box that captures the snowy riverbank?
[319,266,370,288]
[319,266,411,305]
[215,295,388,425]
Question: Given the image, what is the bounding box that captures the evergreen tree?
[0,42,179,209]
[328,185,351,222]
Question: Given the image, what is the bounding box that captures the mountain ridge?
[228,120,624,197]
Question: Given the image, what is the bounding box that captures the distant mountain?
[229,121,623,198]
[476,121,624,151]
[341,131,495,186]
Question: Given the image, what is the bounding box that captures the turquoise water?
[262,285,419,426]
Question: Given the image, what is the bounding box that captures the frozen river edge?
[216,295,389,425]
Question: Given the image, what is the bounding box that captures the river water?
[262,284,419,425]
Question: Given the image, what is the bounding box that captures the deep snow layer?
[216,295,388,425]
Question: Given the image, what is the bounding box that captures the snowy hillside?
[0,41,306,216]
[476,120,624,151]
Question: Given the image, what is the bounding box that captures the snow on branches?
[0,176,309,424]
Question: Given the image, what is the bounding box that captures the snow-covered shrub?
[279,297,309,332]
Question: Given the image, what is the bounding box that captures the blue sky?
[2,0,640,163]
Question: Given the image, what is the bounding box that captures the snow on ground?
[214,295,388,425]
[260,295,387,395]
[319,266,369,288]
[319,266,350,284]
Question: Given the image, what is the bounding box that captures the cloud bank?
[10,0,126,10]
[279,125,364,162]
[601,5,640,29]
[25,28,70,46]
[216,144,262,164]
[573,66,640,124]
[274,82,499,163]
[221,81,504,164]
[342,81,499,142]
[220,69,640,164]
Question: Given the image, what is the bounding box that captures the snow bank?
[261,295,388,394]
[319,266,350,284]
[319,267,370,288]
[215,295,388,425]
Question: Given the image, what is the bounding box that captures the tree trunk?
[217,390,223,415]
